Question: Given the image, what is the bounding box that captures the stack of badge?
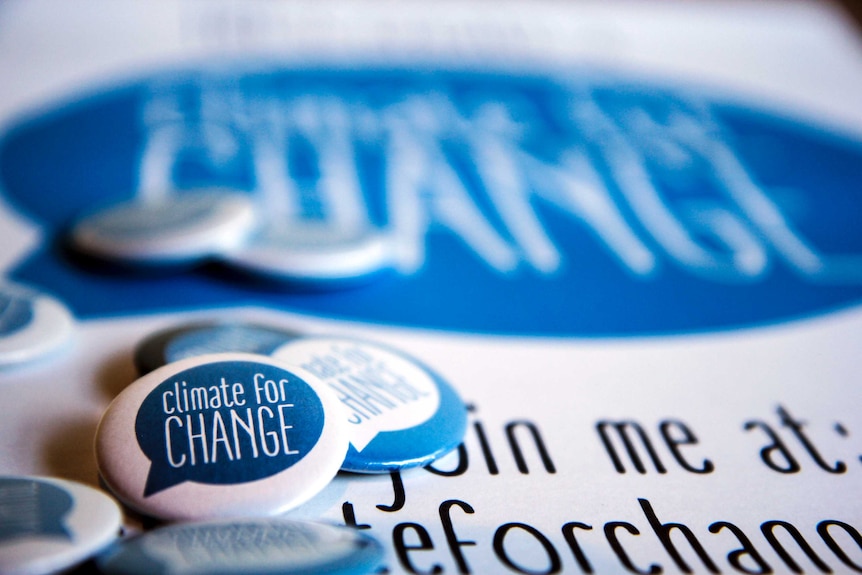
[61,189,468,574]
[69,189,397,288]
[89,326,468,574]
[99,328,468,517]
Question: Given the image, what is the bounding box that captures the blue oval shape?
[1,67,861,336]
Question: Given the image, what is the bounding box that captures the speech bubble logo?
[135,361,325,496]
[0,477,73,542]
[274,340,441,453]
[0,290,34,337]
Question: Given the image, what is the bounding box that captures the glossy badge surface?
[221,221,394,289]
[0,283,74,368]
[272,337,467,473]
[95,353,348,521]
[0,475,121,575]
[97,518,384,575]
[70,189,256,266]
[134,322,301,375]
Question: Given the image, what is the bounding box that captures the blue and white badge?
[0,475,122,575]
[272,337,467,473]
[221,221,394,288]
[70,189,256,266]
[0,283,74,368]
[95,353,348,521]
[134,322,301,375]
[97,518,384,575]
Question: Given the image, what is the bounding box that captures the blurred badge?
[0,475,121,575]
[221,221,394,289]
[134,322,301,375]
[4,68,862,335]
[95,353,348,521]
[70,189,256,267]
[272,337,467,473]
[0,283,74,368]
[97,518,384,575]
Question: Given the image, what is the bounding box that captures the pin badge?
[97,518,384,575]
[272,337,467,473]
[221,221,394,288]
[0,475,121,575]
[95,353,348,521]
[134,322,300,375]
[0,282,74,368]
[70,190,256,266]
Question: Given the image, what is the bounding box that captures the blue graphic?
[0,291,34,337]
[1,67,861,335]
[0,477,73,542]
[136,361,325,496]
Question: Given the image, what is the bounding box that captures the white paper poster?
[1,1,862,573]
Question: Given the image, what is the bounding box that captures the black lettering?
[817,520,862,572]
[506,421,556,474]
[493,522,562,574]
[377,471,406,512]
[777,405,846,473]
[561,522,594,574]
[708,521,772,574]
[341,501,370,530]
[474,420,499,475]
[439,499,476,574]
[743,421,801,473]
[597,421,665,474]
[604,521,661,574]
[425,444,469,476]
[761,520,830,573]
[393,522,442,575]
[640,498,719,573]
[659,420,714,474]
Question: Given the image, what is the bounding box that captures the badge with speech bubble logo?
[272,337,467,473]
[95,353,348,521]
[0,475,121,575]
[97,517,384,575]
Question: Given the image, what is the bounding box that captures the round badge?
[70,190,256,266]
[95,353,348,521]
[0,282,74,368]
[97,518,384,575]
[220,221,394,288]
[134,322,301,375]
[0,475,122,575]
[271,337,467,473]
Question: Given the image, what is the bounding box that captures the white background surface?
[2,2,862,573]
